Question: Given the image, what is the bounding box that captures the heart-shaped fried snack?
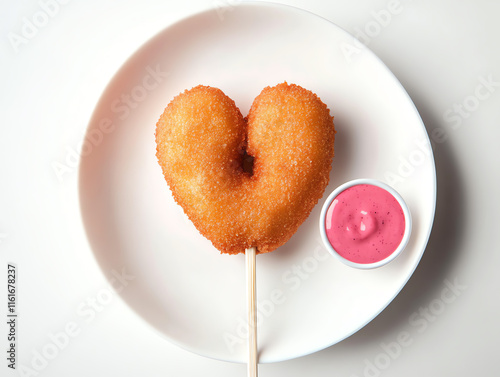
[155,82,335,254]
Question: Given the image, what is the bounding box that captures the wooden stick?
[246,247,258,377]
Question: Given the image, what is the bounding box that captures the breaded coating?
[155,82,335,254]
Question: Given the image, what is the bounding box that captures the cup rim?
[319,178,412,269]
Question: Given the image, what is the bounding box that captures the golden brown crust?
[155,82,335,254]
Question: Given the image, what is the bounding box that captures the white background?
[1,0,499,376]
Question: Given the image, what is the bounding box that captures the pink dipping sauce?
[325,184,405,264]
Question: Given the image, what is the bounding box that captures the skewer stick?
[246,247,258,377]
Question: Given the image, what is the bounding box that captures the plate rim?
[78,0,437,364]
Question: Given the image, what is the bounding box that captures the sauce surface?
[325,184,405,264]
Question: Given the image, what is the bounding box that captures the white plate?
[79,2,436,363]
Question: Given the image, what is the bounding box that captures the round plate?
[79,2,436,363]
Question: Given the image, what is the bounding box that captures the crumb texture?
[155,83,335,254]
